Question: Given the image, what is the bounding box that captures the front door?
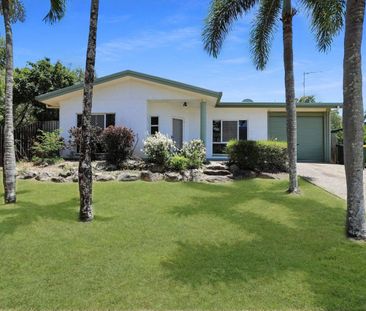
[172,118,183,149]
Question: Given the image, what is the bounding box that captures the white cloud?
[97,27,200,61]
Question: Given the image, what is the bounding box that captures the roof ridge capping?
[36,69,222,103]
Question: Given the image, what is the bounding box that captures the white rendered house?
[36,70,341,162]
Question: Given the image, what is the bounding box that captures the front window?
[150,116,159,134]
[77,113,115,128]
[212,120,248,155]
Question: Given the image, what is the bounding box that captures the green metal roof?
[36,70,223,103]
[217,102,343,108]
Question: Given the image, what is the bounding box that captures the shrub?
[32,130,64,165]
[169,155,189,171]
[226,140,288,172]
[101,126,135,165]
[68,126,103,159]
[143,132,176,166]
[181,139,206,168]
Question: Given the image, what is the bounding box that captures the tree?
[202,0,344,193]
[343,0,366,240]
[1,0,66,203]
[12,58,83,127]
[296,95,316,104]
[79,0,99,222]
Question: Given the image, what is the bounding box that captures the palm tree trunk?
[282,0,298,193]
[78,0,99,222]
[2,0,17,203]
[343,0,366,239]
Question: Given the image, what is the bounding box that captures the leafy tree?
[79,0,99,222]
[1,0,66,204]
[11,58,83,127]
[296,95,316,104]
[331,109,342,130]
[202,0,344,193]
[343,0,366,240]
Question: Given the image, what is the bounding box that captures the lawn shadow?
[0,194,112,240]
[161,179,366,310]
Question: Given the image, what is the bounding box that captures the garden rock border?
[16,160,272,184]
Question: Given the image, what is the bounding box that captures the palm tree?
[203,0,344,193]
[343,0,366,240]
[1,0,65,204]
[78,0,99,222]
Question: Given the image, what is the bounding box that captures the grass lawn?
[0,178,365,311]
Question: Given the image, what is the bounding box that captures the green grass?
[0,179,365,311]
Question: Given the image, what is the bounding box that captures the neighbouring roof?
[36,70,223,104]
[217,102,343,108]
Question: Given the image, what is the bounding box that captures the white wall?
[148,101,200,143]
[59,78,212,157]
[205,105,268,158]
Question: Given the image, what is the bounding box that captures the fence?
[0,121,59,165]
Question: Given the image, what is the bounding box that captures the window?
[77,113,115,128]
[212,120,248,154]
[150,116,159,134]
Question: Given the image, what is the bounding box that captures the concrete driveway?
[297,163,366,200]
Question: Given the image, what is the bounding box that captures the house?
[36,70,342,162]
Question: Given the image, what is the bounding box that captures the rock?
[229,164,240,174]
[51,176,65,183]
[59,170,73,178]
[93,161,106,171]
[19,171,37,179]
[182,169,203,182]
[164,172,182,182]
[148,164,165,173]
[117,172,140,182]
[120,159,146,170]
[203,175,233,183]
[72,175,79,183]
[140,171,163,182]
[36,172,52,182]
[203,169,232,176]
[105,164,118,171]
[205,163,228,170]
[95,174,115,182]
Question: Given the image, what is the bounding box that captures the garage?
[268,112,326,162]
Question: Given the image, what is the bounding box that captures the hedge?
[226,140,288,173]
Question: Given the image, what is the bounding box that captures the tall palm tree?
[79,0,99,222]
[1,0,65,204]
[343,0,366,240]
[203,0,344,193]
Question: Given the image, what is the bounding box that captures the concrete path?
[297,163,366,200]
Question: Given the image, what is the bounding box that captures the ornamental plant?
[181,139,206,168]
[68,126,104,160]
[143,132,176,166]
[226,140,288,173]
[101,126,135,165]
[32,129,64,165]
[169,155,189,171]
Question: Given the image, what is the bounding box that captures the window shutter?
[106,114,115,127]
[77,114,82,127]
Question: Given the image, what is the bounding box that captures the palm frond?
[0,0,26,23]
[250,0,281,70]
[43,0,66,24]
[202,0,258,57]
[300,0,345,52]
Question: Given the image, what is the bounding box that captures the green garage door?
[268,114,324,162]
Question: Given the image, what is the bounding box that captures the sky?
[5,0,366,103]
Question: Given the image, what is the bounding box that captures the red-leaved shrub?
[101,126,135,165]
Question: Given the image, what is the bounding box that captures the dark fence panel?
[0,121,59,165]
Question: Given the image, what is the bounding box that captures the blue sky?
[6,0,366,102]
